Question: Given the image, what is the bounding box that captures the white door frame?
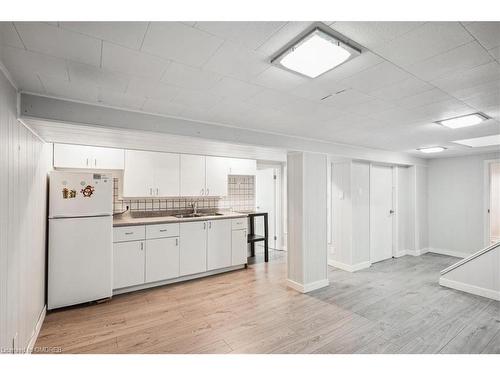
[256,162,286,251]
[369,163,395,263]
[483,159,500,247]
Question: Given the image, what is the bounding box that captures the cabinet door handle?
[201,188,204,195]
[156,188,159,196]
[203,222,206,230]
[175,238,178,246]
[140,242,144,251]
[206,188,209,195]
[86,158,89,167]
[209,222,212,229]
[159,229,167,232]
[94,159,97,167]
[125,232,134,235]
[150,188,153,196]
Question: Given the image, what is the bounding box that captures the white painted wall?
[0,68,51,353]
[351,162,370,265]
[396,166,411,253]
[428,153,500,256]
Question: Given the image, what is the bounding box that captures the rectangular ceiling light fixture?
[436,113,488,129]
[418,146,447,153]
[452,134,500,148]
[271,27,361,78]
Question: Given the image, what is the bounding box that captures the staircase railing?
[440,241,500,276]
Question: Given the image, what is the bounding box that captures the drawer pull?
[159,229,167,232]
[125,232,134,235]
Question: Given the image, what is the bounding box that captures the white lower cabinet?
[145,237,180,283]
[232,229,248,266]
[180,221,207,276]
[113,240,145,289]
[207,219,232,270]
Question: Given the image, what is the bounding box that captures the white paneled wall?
[0,69,50,353]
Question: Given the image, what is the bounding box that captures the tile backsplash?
[113,175,255,213]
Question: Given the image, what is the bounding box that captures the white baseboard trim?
[328,259,371,272]
[405,248,429,257]
[440,277,500,301]
[287,278,329,293]
[26,305,46,354]
[394,249,409,258]
[427,248,467,259]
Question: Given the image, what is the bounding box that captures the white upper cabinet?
[154,152,180,197]
[123,150,155,197]
[228,158,257,175]
[180,154,206,196]
[124,150,180,197]
[53,143,124,170]
[205,156,229,196]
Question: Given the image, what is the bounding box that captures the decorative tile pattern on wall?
[113,175,255,213]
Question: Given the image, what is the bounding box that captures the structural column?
[286,152,329,293]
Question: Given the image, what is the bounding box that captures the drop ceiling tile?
[67,61,129,92]
[161,61,222,90]
[253,66,308,91]
[488,46,500,60]
[194,22,285,50]
[322,88,374,110]
[463,22,500,50]
[368,107,423,126]
[141,22,224,67]
[141,97,187,117]
[126,76,179,101]
[408,98,476,123]
[431,61,500,93]
[0,45,69,81]
[15,22,102,66]
[170,87,223,111]
[461,89,500,110]
[372,22,474,67]
[330,21,425,49]
[395,88,454,109]
[342,98,398,117]
[102,42,170,79]
[208,98,256,124]
[338,61,410,94]
[208,77,263,101]
[447,79,500,100]
[289,81,334,101]
[59,22,149,50]
[405,41,493,81]
[0,22,24,48]
[7,68,44,93]
[369,77,433,101]
[97,89,146,110]
[40,76,100,103]
[245,88,304,112]
[256,21,312,56]
[203,41,269,81]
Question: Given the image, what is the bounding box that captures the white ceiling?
[1,21,499,158]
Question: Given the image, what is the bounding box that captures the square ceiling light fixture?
[436,113,488,129]
[452,134,500,148]
[417,146,447,154]
[271,27,361,78]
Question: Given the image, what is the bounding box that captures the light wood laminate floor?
[35,251,500,354]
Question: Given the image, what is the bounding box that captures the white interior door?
[489,162,500,244]
[370,165,394,263]
[256,168,277,250]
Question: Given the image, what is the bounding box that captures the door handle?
[389,209,395,214]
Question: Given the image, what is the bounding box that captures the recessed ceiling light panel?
[418,146,446,153]
[271,27,361,78]
[436,113,488,129]
[452,134,500,148]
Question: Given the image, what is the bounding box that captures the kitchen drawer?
[146,223,180,239]
[231,217,248,230]
[113,225,145,242]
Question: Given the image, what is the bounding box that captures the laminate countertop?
[113,211,248,227]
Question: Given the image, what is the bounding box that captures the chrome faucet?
[190,201,198,215]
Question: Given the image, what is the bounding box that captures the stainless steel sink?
[174,213,204,218]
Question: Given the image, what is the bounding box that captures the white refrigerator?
[48,171,113,310]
